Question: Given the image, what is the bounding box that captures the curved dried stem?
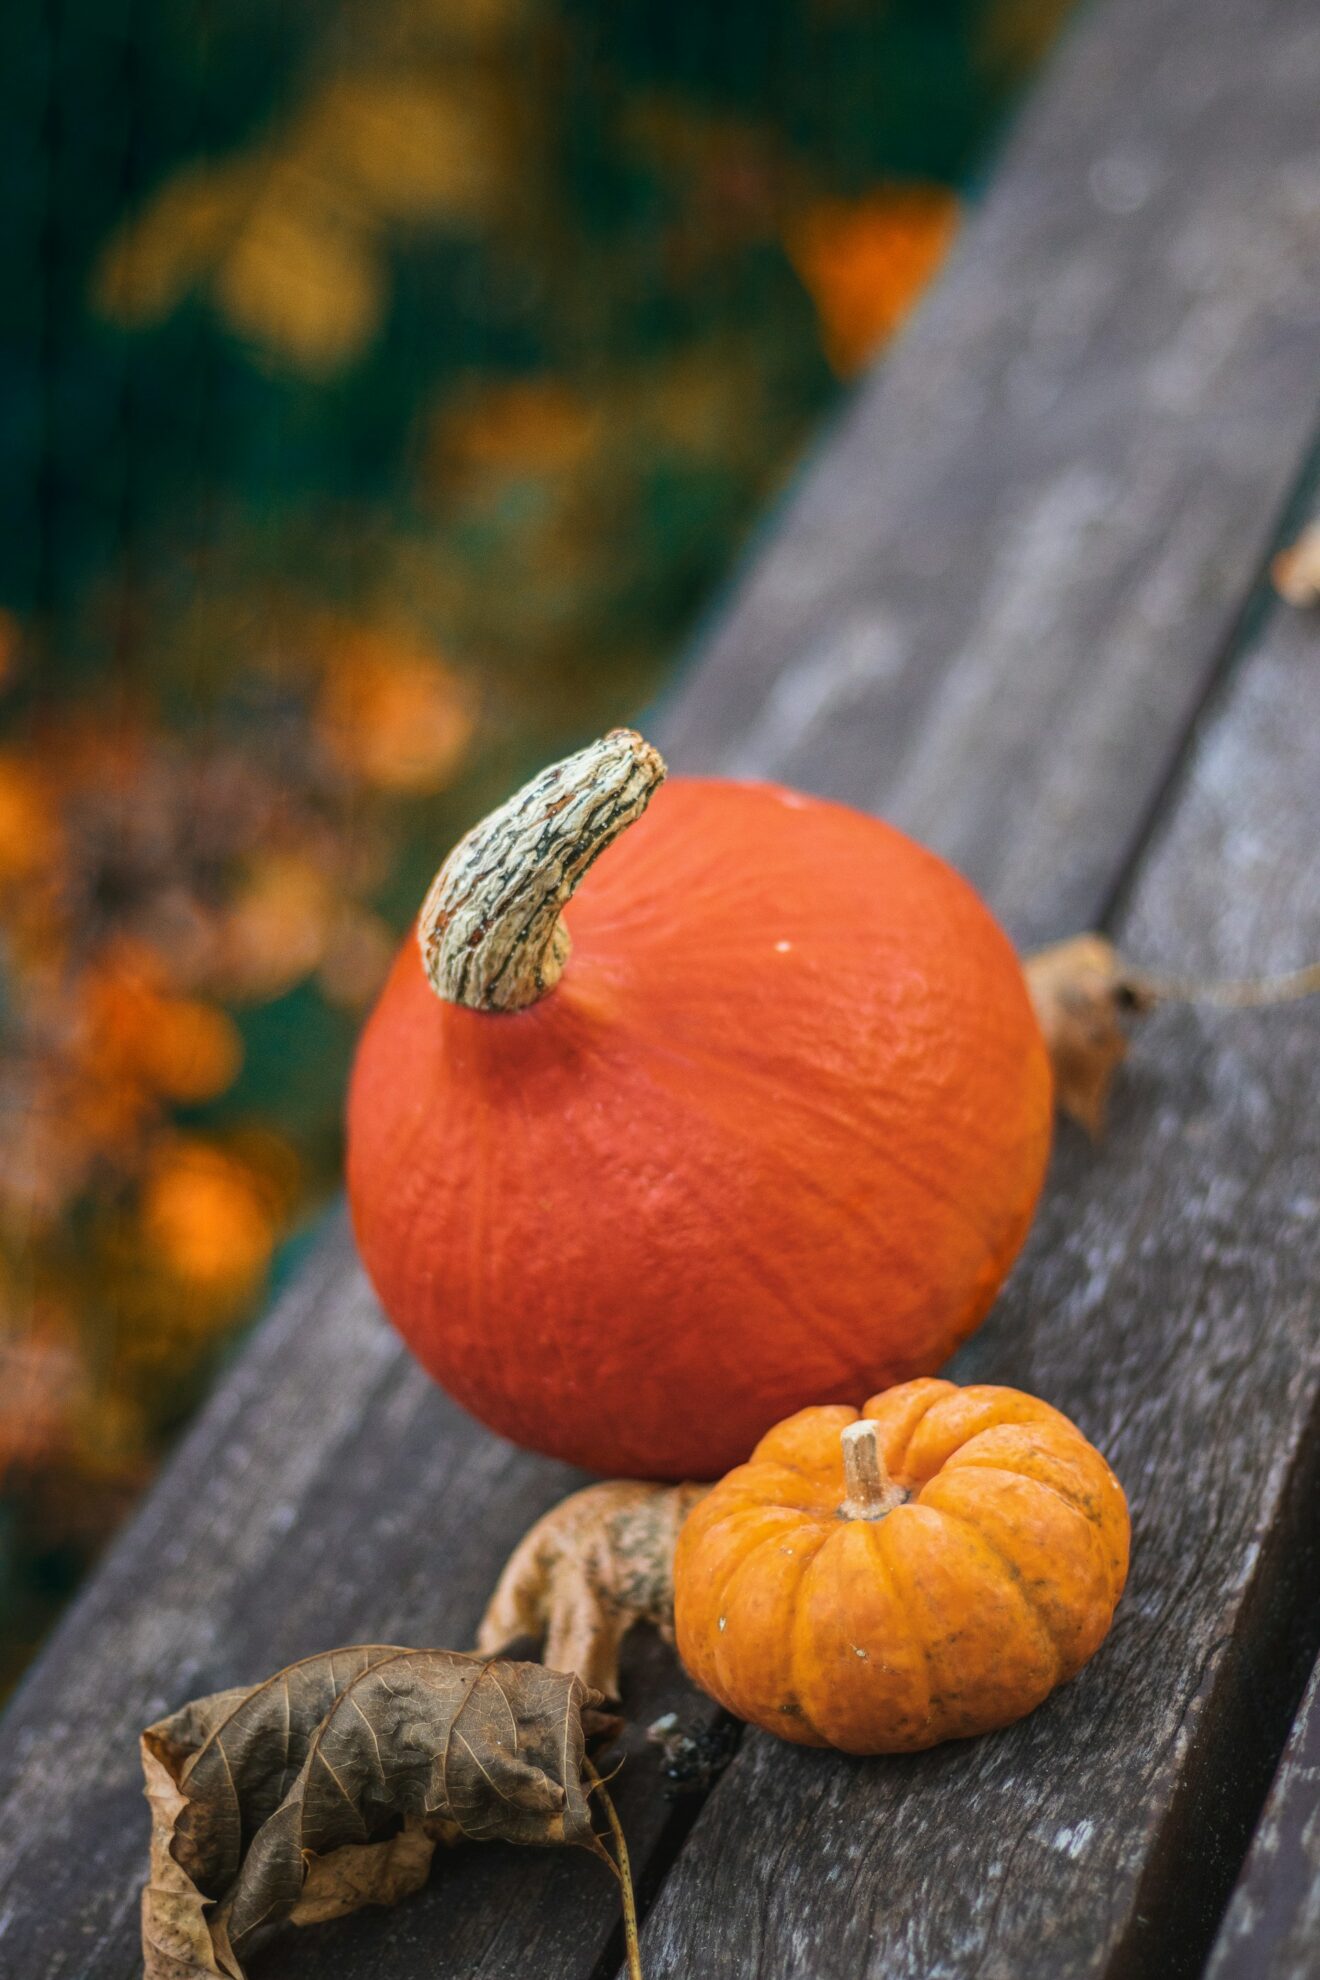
[1128,958,1320,1009]
[417,729,665,1013]
[585,1758,644,1980]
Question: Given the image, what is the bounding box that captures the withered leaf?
[1272,523,1320,608]
[1026,934,1320,1136]
[477,1480,709,1699]
[141,1644,618,1980]
[1024,934,1158,1139]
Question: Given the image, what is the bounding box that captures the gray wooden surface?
[1208,1652,1320,1980]
[2,0,1320,1973]
[640,518,1320,1980]
[0,1233,705,1980]
[665,0,1320,951]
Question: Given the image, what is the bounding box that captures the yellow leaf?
[0,752,61,882]
[93,160,252,325]
[295,75,514,226]
[137,999,244,1105]
[140,1139,277,1296]
[80,958,243,1105]
[214,171,384,371]
[431,377,602,482]
[220,853,337,1001]
[786,184,960,377]
[317,624,475,794]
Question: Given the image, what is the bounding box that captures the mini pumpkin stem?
[418,729,666,1013]
[840,1419,907,1520]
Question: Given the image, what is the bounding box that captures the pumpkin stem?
[417,729,667,1013]
[840,1420,907,1520]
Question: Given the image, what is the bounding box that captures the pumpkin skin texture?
[347,754,1052,1480]
[673,1378,1130,1753]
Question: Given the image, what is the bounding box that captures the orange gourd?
[347,732,1052,1479]
[673,1378,1129,1752]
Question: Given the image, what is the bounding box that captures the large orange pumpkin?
[347,731,1052,1478]
[673,1379,1129,1751]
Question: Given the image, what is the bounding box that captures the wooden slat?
[665,0,1320,950]
[0,1229,704,1980]
[638,563,1320,1978]
[2,0,1320,1972]
[1207,1652,1320,1980]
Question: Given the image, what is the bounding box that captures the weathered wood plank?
[1207,1651,1320,1980]
[665,0,1320,950]
[2,0,1319,1972]
[0,1228,708,1980]
[638,558,1320,1979]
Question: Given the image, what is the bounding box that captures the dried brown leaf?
[1272,523,1320,608]
[140,1644,617,1980]
[1027,934,1320,1136]
[1024,935,1157,1139]
[477,1481,709,1698]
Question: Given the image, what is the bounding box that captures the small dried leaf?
[477,1481,709,1699]
[1024,935,1158,1139]
[1272,524,1320,608]
[140,1645,616,1980]
[1027,935,1320,1135]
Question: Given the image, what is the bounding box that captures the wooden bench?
[3,0,1319,1972]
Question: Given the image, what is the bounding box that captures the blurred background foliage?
[0,0,1070,1690]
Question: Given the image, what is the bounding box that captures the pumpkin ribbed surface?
[347,776,1052,1478]
[673,1378,1129,1752]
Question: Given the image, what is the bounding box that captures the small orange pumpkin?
[673,1378,1128,1753]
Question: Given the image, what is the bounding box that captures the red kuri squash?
[347,730,1052,1478]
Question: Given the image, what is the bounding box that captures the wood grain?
[1207,1652,1320,1980]
[2,0,1319,1971]
[662,0,1320,950]
[638,573,1320,1979]
[0,1225,712,1980]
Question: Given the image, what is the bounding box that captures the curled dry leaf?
[477,1480,710,1699]
[1024,935,1157,1139]
[1272,523,1320,608]
[140,1644,619,1980]
[1026,934,1320,1137]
